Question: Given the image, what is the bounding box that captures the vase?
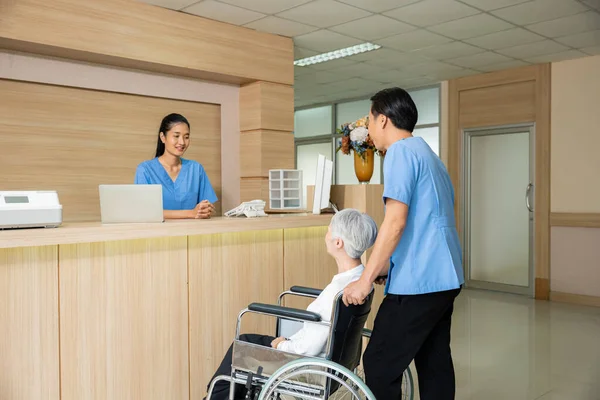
[353,149,374,184]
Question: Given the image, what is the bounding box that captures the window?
[294,86,441,206]
[294,106,332,138]
[414,127,440,156]
[296,141,333,208]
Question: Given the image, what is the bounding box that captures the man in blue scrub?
[343,88,464,400]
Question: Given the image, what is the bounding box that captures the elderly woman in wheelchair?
[205,208,384,400]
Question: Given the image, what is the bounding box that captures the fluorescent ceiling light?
[294,42,382,67]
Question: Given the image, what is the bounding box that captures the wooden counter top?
[0,214,332,249]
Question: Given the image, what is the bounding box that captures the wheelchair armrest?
[290,286,323,297]
[362,328,372,338]
[248,303,322,322]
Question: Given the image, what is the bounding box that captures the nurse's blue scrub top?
[134,158,217,210]
[383,137,464,295]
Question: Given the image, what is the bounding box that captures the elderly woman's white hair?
[330,208,378,259]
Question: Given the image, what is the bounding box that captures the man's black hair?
[370,87,418,133]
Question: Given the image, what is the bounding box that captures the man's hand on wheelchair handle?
[271,337,286,349]
[343,278,371,306]
[374,276,387,285]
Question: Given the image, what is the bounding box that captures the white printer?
[0,191,63,229]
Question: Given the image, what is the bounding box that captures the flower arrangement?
[336,116,385,159]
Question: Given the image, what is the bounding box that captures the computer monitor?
[99,184,164,223]
[312,154,333,215]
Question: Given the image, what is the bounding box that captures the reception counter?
[0,214,338,400]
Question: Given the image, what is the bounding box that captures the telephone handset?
[224,200,267,218]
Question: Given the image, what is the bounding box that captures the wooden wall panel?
[59,237,189,400]
[188,230,284,398]
[240,130,295,178]
[459,81,536,128]
[239,81,294,204]
[240,82,294,132]
[0,0,293,85]
[240,178,270,204]
[0,79,221,221]
[0,246,59,400]
[550,213,600,228]
[284,226,338,310]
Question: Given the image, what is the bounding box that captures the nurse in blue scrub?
[135,113,218,219]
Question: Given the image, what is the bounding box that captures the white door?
[464,125,534,296]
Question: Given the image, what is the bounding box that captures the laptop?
[99,184,164,224]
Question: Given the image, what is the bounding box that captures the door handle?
[526,183,534,212]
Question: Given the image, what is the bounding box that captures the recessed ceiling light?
[294,42,382,67]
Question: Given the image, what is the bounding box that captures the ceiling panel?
[294,47,318,59]
[384,0,480,27]
[582,45,600,54]
[400,60,464,75]
[346,48,404,62]
[308,58,358,70]
[458,0,530,11]
[498,40,570,58]
[446,51,513,68]
[336,0,421,13]
[294,30,363,52]
[141,0,197,10]
[332,62,388,78]
[556,29,600,48]
[465,28,545,50]
[412,41,484,59]
[244,16,318,37]
[276,0,371,28]
[321,77,381,94]
[429,14,514,39]
[526,11,600,38]
[294,65,315,76]
[428,68,479,80]
[375,29,452,51]
[295,69,349,84]
[218,0,313,14]
[583,0,600,10]
[525,50,589,63]
[183,1,265,25]
[395,76,437,88]
[359,51,435,68]
[478,60,530,72]
[330,15,415,40]
[491,0,588,25]
[369,69,409,83]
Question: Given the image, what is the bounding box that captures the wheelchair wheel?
[353,365,414,400]
[258,358,375,400]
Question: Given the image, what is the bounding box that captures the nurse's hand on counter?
[194,200,215,219]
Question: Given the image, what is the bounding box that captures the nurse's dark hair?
[370,87,418,133]
[155,113,191,157]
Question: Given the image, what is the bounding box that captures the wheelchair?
[206,285,415,400]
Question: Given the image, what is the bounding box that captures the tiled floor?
[410,289,600,400]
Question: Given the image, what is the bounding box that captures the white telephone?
[224,200,268,218]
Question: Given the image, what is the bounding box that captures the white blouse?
[277,265,365,357]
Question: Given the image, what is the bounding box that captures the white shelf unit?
[269,170,302,210]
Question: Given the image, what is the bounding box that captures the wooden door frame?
[447,64,551,300]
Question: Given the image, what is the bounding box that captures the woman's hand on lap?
[271,337,286,349]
